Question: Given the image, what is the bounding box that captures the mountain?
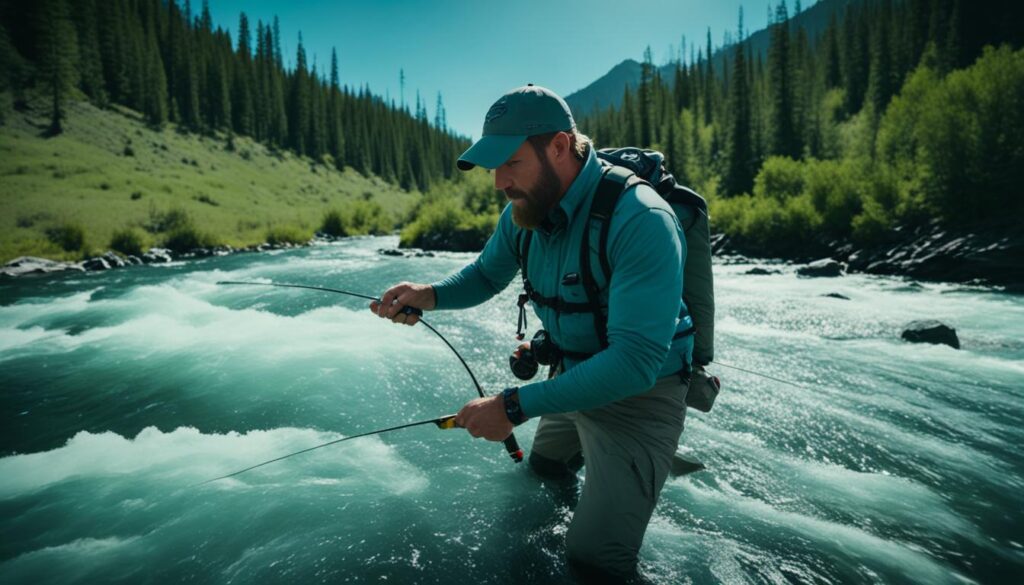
[565,0,857,117]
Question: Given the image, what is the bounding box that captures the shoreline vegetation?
[2,1,1022,289]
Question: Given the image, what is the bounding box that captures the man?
[370,84,693,580]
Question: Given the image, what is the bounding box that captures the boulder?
[901,320,960,349]
[378,248,405,257]
[745,267,780,275]
[82,257,111,271]
[0,256,84,277]
[142,248,173,264]
[797,258,845,277]
[101,251,128,268]
[821,292,851,300]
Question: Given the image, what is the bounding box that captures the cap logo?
[485,100,508,123]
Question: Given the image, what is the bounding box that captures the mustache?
[503,189,528,200]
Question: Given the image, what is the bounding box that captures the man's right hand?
[369,282,436,326]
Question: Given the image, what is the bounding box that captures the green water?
[2,236,1022,584]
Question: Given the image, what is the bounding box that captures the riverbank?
[712,219,1024,292]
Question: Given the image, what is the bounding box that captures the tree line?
[580,0,1024,250]
[0,0,468,192]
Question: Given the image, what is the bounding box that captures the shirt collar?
[537,146,602,237]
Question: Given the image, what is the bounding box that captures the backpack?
[515,147,715,367]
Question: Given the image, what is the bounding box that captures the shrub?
[195,194,218,206]
[163,225,219,253]
[130,191,143,200]
[145,206,192,233]
[266,225,312,246]
[752,156,805,201]
[400,196,497,252]
[46,222,86,251]
[851,198,894,245]
[320,209,347,237]
[320,200,394,237]
[109,228,146,256]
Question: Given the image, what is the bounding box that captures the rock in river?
[901,320,960,349]
[797,258,845,277]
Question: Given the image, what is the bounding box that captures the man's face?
[494,139,562,229]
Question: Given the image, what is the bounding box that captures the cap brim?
[457,134,528,171]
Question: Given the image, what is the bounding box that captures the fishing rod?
[196,414,458,486]
[216,280,524,463]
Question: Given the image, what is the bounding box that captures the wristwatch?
[502,387,528,425]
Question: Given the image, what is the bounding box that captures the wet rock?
[745,267,780,275]
[124,255,143,265]
[82,257,111,271]
[142,248,173,263]
[101,251,128,268]
[0,256,84,277]
[378,248,405,257]
[901,320,960,349]
[414,251,435,258]
[821,292,850,300]
[797,258,845,278]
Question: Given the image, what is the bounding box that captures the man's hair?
[526,128,591,163]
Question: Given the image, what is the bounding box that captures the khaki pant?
[530,372,689,579]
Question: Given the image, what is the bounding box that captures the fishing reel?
[509,330,561,380]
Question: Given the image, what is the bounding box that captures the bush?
[851,198,894,245]
[400,196,497,252]
[752,156,805,201]
[321,209,346,237]
[109,228,146,256]
[145,206,192,233]
[163,225,219,253]
[46,222,85,251]
[265,225,311,246]
[320,200,394,237]
[878,45,1024,223]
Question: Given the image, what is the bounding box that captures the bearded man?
[370,84,694,581]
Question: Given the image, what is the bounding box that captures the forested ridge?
[0,0,467,193]
[579,0,1024,254]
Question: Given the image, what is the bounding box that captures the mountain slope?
[566,0,856,117]
[0,98,417,263]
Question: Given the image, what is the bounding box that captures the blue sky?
[204,0,784,138]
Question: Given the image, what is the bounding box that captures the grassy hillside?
[0,96,419,263]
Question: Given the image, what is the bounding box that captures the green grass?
[0,96,418,263]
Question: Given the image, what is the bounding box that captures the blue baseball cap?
[457,84,576,171]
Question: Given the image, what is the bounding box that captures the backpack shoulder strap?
[581,165,643,348]
[514,228,533,340]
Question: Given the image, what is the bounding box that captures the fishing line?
[195,415,458,486]
[216,280,523,462]
[713,360,815,392]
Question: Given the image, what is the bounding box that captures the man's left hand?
[455,396,513,442]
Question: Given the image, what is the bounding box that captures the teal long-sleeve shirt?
[431,148,693,418]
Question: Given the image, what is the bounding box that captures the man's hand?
[455,395,513,442]
[369,282,436,326]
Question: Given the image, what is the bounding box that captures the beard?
[506,152,562,230]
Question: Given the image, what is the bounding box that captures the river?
[1,236,1022,584]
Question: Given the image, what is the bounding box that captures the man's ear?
[550,131,571,161]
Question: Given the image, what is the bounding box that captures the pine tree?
[232,12,254,135]
[287,33,310,154]
[768,0,799,158]
[37,0,79,135]
[72,0,105,105]
[724,8,754,195]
